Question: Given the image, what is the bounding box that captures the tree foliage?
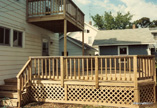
[134,17,157,28]
[91,11,133,30]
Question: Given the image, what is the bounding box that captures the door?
[42,39,49,56]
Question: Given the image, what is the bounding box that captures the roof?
[150,28,157,33]
[59,36,97,51]
[93,28,155,46]
[84,22,98,32]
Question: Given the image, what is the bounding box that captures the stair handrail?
[16,59,31,78]
[16,59,32,108]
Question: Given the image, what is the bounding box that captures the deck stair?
[0,78,18,107]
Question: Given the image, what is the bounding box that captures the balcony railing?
[27,0,84,27]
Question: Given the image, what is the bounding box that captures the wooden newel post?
[17,77,21,108]
[95,56,99,89]
[61,57,64,87]
[29,58,32,81]
[133,56,140,105]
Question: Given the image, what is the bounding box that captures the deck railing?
[16,55,155,107]
[27,0,84,26]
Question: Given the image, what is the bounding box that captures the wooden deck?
[26,0,84,32]
[16,55,156,108]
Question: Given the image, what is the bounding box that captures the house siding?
[99,45,149,56]
[59,38,82,56]
[0,0,59,84]
[129,45,148,55]
[99,46,118,55]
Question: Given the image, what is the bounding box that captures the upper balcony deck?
[26,0,84,32]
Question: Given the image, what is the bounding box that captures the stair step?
[0,91,18,99]
[0,98,18,107]
[0,85,17,91]
[4,78,17,85]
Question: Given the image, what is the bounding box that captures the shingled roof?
[93,28,155,46]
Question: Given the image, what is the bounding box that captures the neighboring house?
[0,0,59,84]
[68,22,98,54]
[93,28,155,56]
[60,36,96,56]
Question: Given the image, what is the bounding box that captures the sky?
[72,0,157,23]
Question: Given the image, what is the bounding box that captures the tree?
[150,20,157,28]
[91,14,104,30]
[134,17,151,28]
[91,11,133,30]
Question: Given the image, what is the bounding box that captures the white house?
[0,0,60,85]
[68,22,98,54]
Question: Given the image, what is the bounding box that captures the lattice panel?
[139,84,155,103]
[21,87,31,106]
[30,83,65,101]
[67,85,134,105]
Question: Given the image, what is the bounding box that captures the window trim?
[118,46,129,55]
[13,30,23,47]
[0,26,11,46]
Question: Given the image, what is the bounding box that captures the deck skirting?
[21,80,156,108]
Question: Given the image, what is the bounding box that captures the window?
[87,30,90,33]
[88,37,92,44]
[13,30,23,47]
[118,46,128,55]
[0,26,10,45]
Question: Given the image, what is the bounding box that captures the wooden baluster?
[114,58,117,80]
[21,75,24,91]
[95,56,99,89]
[24,71,26,84]
[17,77,21,108]
[41,59,43,78]
[148,58,150,77]
[137,58,141,78]
[32,2,34,16]
[60,57,64,87]
[101,58,103,80]
[129,58,131,81]
[49,59,51,79]
[119,58,122,80]
[56,59,59,79]
[143,58,145,78]
[110,58,112,80]
[45,59,47,78]
[78,59,80,79]
[146,58,148,78]
[74,59,76,79]
[124,58,126,80]
[53,0,55,13]
[52,59,55,79]
[91,58,93,80]
[87,58,89,80]
[27,68,29,82]
[70,58,72,79]
[39,0,42,14]
[82,58,85,80]
[34,59,36,77]
[38,59,40,78]
[66,58,68,79]
[105,58,107,80]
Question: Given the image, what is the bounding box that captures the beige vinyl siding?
[0,0,59,84]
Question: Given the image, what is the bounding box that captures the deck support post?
[134,56,140,105]
[61,56,64,87]
[17,77,21,108]
[64,19,67,56]
[95,56,99,89]
[82,31,84,55]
